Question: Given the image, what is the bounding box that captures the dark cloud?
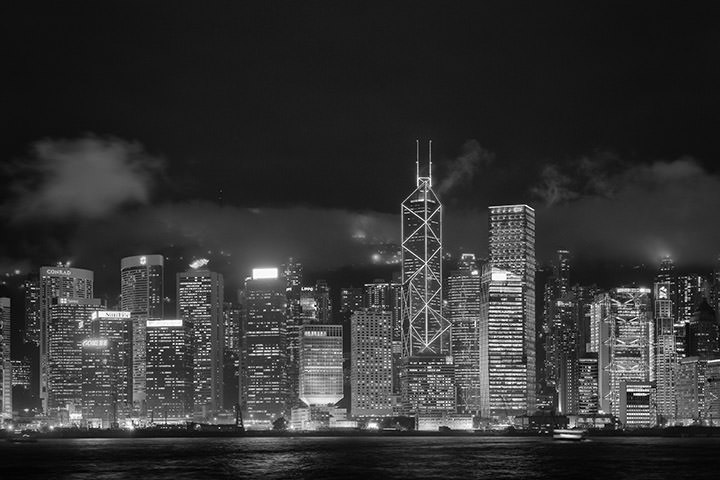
[437,140,494,195]
[3,136,163,221]
[534,155,720,265]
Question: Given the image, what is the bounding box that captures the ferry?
[552,428,587,441]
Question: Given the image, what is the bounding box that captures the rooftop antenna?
[416,138,420,186]
[428,139,432,182]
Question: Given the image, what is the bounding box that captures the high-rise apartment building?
[120,255,163,415]
[299,324,343,407]
[39,266,94,412]
[487,204,536,416]
[1,298,10,420]
[146,319,193,421]
[447,257,483,414]
[242,268,288,428]
[350,310,393,417]
[177,266,224,416]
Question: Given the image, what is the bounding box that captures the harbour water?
[3,436,720,479]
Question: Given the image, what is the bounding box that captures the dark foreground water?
[3,436,720,479]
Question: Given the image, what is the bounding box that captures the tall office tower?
[242,268,288,427]
[299,324,344,407]
[81,337,116,427]
[314,280,333,324]
[675,357,710,423]
[677,274,705,357]
[686,300,719,360]
[223,302,242,409]
[577,356,599,414]
[447,257,483,414]
[1,298,10,420]
[601,288,653,418]
[120,255,163,415]
[619,381,655,428]
[590,293,612,413]
[177,265,224,416]
[89,310,133,421]
[47,298,102,420]
[487,204,536,416]
[350,310,393,417]
[713,255,720,320]
[39,266,94,412]
[282,258,303,406]
[654,281,677,423]
[400,143,454,416]
[24,276,40,346]
[146,319,193,421]
[363,277,403,392]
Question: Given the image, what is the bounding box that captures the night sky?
[3,1,720,293]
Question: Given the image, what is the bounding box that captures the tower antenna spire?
[416,138,420,186]
[428,139,432,182]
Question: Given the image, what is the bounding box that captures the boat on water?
[552,429,587,441]
[7,431,39,443]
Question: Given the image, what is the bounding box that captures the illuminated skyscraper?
[687,300,719,360]
[121,255,163,415]
[654,281,677,422]
[299,324,344,407]
[47,297,102,420]
[677,274,704,357]
[242,268,288,427]
[350,310,393,417]
[24,276,40,346]
[400,142,453,415]
[601,288,653,418]
[447,256,483,414]
[577,356,599,414]
[89,310,133,421]
[363,277,402,392]
[486,204,536,416]
[314,280,333,324]
[177,266,224,416]
[282,258,303,408]
[81,337,116,427]
[1,298,10,420]
[146,319,193,421]
[39,266,94,413]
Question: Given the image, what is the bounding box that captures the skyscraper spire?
[428,139,432,182]
[416,139,420,186]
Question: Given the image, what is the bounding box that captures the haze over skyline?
[3,1,720,287]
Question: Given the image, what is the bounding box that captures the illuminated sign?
[91,311,131,320]
[147,319,183,327]
[82,338,108,348]
[252,268,278,280]
[658,286,668,300]
[491,271,508,282]
[140,256,147,265]
[190,258,210,269]
[304,330,327,336]
[43,269,72,276]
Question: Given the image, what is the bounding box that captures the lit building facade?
[447,257,483,414]
[654,281,677,422]
[39,266,94,412]
[619,381,654,428]
[362,278,402,393]
[487,204,536,416]
[146,319,193,421]
[0,298,10,420]
[577,355,599,414]
[89,310,132,420]
[676,356,708,423]
[299,324,343,407]
[47,297,101,420]
[400,143,453,415]
[178,267,224,416]
[350,310,393,417]
[24,276,40,346]
[242,268,288,427]
[602,288,653,418]
[81,337,116,427]
[120,255,163,415]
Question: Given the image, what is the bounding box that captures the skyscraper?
[487,204,536,416]
[686,300,719,360]
[242,268,288,428]
[81,337,116,427]
[677,274,704,357]
[1,298,11,420]
[146,319,193,421]
[120,255,163,415]
[654,281,677,422]
[601,288,653,418]
[350,310,393,417]
[24,276,40,346]
[400,142,453,416]
[299,324,344,407]
[47,297,102,421]
[39,266,94,413]
[282,258,303,409]
[447,256,483,414]
[177,265,224,416]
